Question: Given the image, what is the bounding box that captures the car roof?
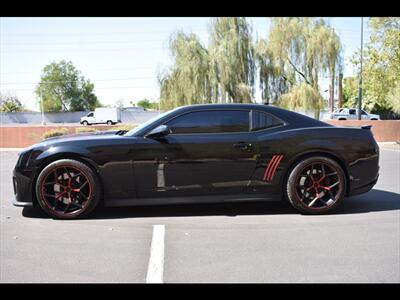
[174,103,328,127]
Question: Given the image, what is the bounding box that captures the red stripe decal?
[266,155,280,181]
[268,155,284,181]
[263,155,278,181]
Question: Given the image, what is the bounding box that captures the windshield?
[124,109,177,136]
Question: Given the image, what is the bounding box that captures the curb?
[0,148,24,151]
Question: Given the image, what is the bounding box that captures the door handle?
[233,142,253,151]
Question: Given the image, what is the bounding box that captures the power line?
[0,28,209,37]
[0,66,157,75]
[0,47,168,53]
[1,76,158,85]
[1,39,170,46]
[0,85,158,92]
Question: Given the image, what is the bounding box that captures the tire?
[35,159,100,219]
[338,118,346,121]
[82,121,89,126]
[106,120,113,126]
[285,156,346,214]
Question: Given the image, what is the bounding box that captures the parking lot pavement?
[0,149,399,283]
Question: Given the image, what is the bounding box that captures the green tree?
[279,83,324,113]
[159,17,255,109]
[351,17,400,114]
[0,93,23,112]
[388,83,400,114]
[256,18,343,119]
[159,31,211,110]
[137,98,157,110]
[342,76,359,108]
[35,60,101,112]
[208,17,255,102]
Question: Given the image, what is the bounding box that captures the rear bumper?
[348,174,379,197]
[347,152,379,196]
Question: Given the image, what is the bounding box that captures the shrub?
[109,124,137,131]
[42,128,69,140]
[75,127,97,134]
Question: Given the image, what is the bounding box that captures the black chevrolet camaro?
[13,104,380,219]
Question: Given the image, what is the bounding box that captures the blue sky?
[0,17,370,111]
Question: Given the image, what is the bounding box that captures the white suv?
[330,108,380,120]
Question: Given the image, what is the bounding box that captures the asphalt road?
[0,147,399,283]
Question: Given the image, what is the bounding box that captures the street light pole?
[357,17,364,120]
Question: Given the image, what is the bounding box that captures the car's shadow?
[22,189,400,220]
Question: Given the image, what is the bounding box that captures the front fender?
[29,146,101,179]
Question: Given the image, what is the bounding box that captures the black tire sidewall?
[285,156,346,214]
[35,159,100,219]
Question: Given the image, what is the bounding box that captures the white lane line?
[146,224,165,283]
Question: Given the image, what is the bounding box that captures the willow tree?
[309,20,342,112]
[256,18,342,119]
[208,17,256,103]
[255,38,291,103]
[158,32,211,109]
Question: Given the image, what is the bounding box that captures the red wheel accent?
[39,165,93,217]
[294,161,344,211]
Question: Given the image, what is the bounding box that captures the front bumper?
[12,197,34,207]
[12,167,35,207]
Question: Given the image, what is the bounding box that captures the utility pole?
[40,88,46,126]
[338,73,343,109]
[357,17,364,120]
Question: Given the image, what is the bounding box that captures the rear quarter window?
[251,110,284,131]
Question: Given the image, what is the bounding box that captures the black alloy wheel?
[286,156,346,214]
[35,159,100,219]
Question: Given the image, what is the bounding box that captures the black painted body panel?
[12,104,379,207]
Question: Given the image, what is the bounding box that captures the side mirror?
[145,125,171,139]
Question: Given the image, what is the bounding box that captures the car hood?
[32,130,125,148]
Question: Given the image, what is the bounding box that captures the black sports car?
[13,104,380,219]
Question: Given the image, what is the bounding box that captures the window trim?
[140,108,288,137]
[159,108,252,136]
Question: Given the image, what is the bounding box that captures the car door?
[348,109,357,119]
[133,109,258,198]
[86,112,95,124]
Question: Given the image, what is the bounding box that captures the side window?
[251,111,284,131]
[87,113,93,117]
[361,110,367,115]
[166,110,250,134]
[349,109,356,115]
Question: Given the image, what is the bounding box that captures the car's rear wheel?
[35,159,100,219]
[285,156,346,214]
[106,120,113,125]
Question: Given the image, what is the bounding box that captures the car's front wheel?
[35,159,100,219]
[285,156,346,214]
